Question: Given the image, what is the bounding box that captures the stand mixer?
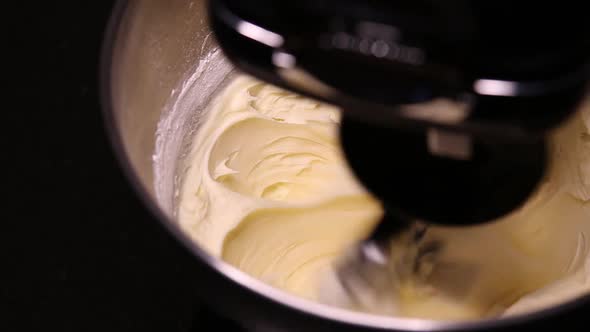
[208,0,590,312]
[103,0,590,329]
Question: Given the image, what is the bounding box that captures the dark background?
[5,2,240,331]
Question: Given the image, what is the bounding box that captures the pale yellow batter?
[178,75,590,320]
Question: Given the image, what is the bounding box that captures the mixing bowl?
[101,0,590,330]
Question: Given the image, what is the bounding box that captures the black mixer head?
[209,0,590,225]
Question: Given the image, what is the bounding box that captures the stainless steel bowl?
[101,1,590,330]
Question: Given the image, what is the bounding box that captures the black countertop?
[5,2,241,331]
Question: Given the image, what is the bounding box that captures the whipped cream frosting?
[178,75,590,320]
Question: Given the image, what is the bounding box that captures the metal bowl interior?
[102,0,590,330]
